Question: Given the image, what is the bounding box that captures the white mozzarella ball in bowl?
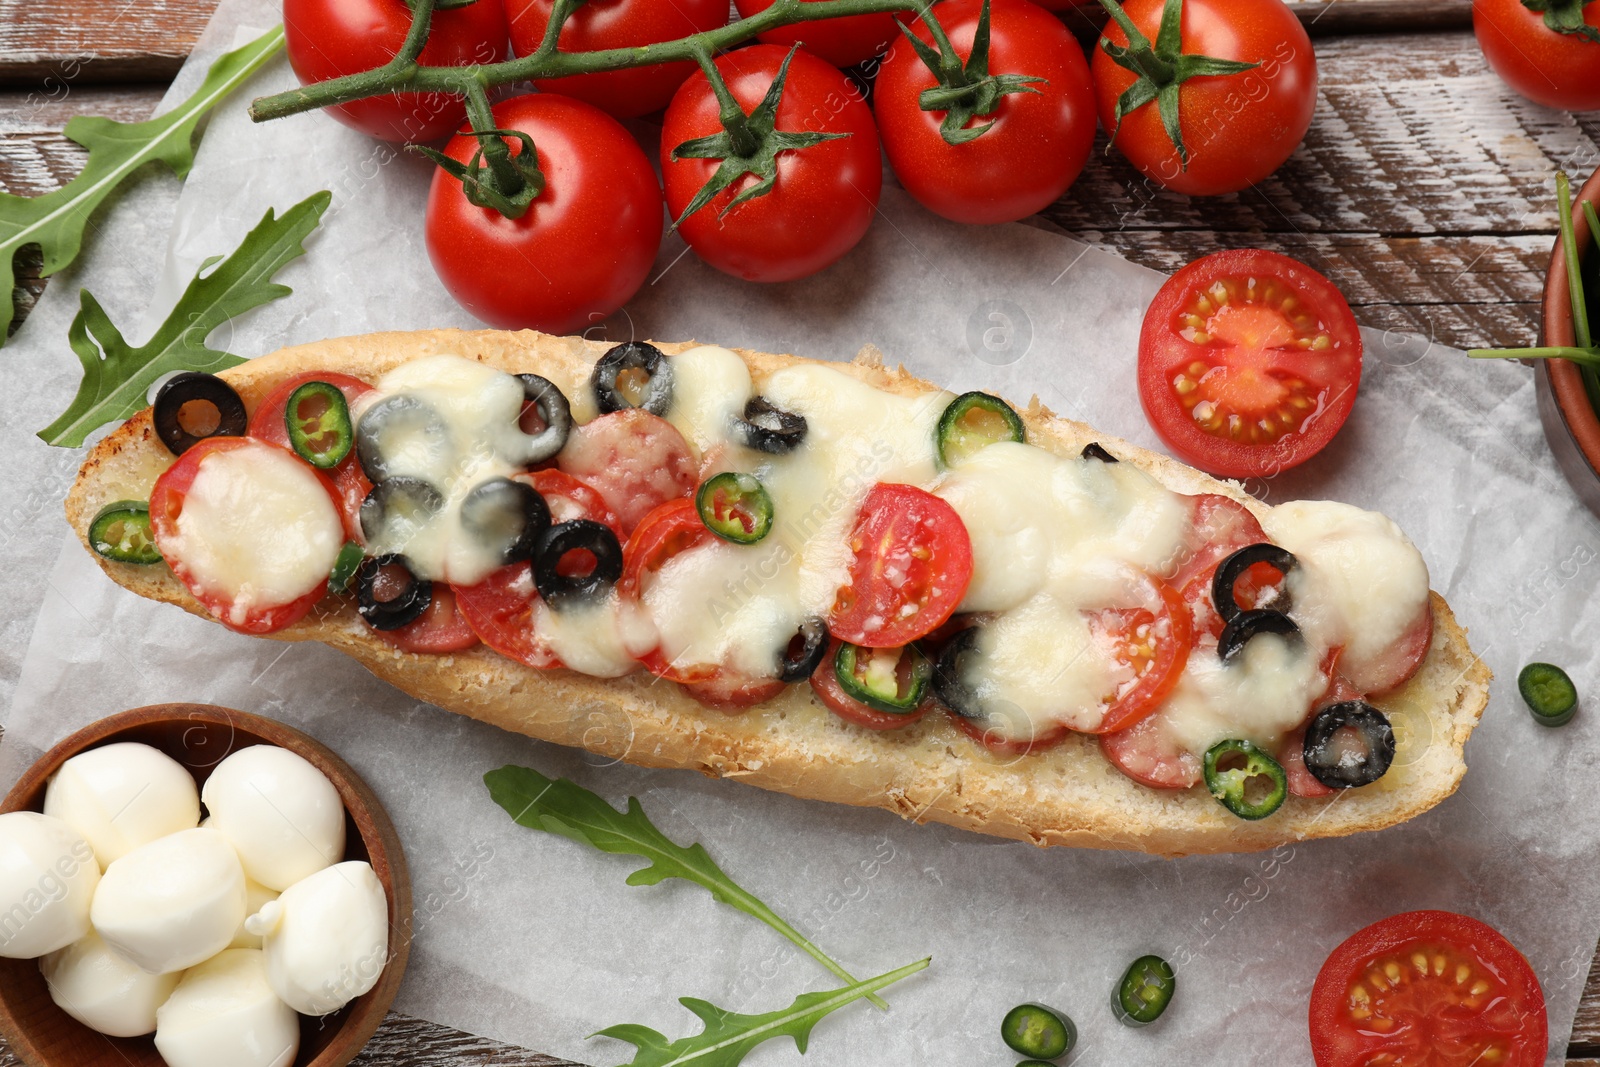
[154,949,299,1067]
[202,746,345,892]
[0,811,99,959]
[248,860,389,1015]
[40,930,180,1037]
[91,827,246,974]
[43,742,200,868]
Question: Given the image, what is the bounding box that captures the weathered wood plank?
[1568,950,1600,1051]
[0,0,214,86]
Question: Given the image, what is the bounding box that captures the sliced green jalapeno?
[1519,662,1578,727]
[1202,739,1288,820]
[936,391,1025,468]
[285,380,354,469]
[695,472,774,545]
[89,500,161,565]
[1000,1002,1076,1059]
[329,541,365,594]
[835,642,931,715]
[1114,954,1175,1026]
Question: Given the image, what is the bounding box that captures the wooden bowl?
[0,704,412,1067]
[1535,165,1600,516]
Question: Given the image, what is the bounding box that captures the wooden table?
[2,0,1598,1063]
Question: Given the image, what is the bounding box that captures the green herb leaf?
[0,27,285,346]
[483,765,887,1008]
[39,190,331,447]
[594,957,930,1067]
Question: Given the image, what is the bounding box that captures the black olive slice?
[1302,701,1395,788]
[152,372,248,456]
[359,477,445,550]
[356,554,432,631]
[355,394,453,484]
[1211,543,1297,625]
[1217,609,1301,663]
[510,374,573,465]
[778,618,829,683]
[1080,442,1118,463]
[461,478,551,566]
[533,519,624,608]
[592,342,673,416]
[736,396,808,454]
[933,627,984,719]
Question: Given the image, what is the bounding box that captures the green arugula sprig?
[483,766,889,1009]
[596,958,930,1067]
[40,190,331,447]
[0,27,285,347]
[1520,0,1600,43]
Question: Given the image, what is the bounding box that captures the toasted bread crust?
[65,330,1490,856]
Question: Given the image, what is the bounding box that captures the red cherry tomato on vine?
[424,94,663,334]
[507,0,731,118]
[284,0,507,143]
[1473,0,1600,112]
[661,44,883,283]
[733,0,912,68]
[1309,911,1547,1067]
[1138,249,1363,479]
[1092,0,1317,196]
[875,0,1097,225]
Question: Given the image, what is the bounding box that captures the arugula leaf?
[595,957,930,1067]
[39,190,330,447]
[0,26,285,346]
[484,765,888,1008]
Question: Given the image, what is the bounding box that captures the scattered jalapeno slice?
[328,541,365,594]
[936,391,1025,468]
[1202,739,1287,820]
[835,642,932,715]
[1114,954,1175,1026]
[695,472,774,545]
[284,380,354,469]
[1519,662,1578,727]
[89,500,161,565]
[1001,1003,1076,1059]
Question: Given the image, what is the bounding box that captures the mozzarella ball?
[154,949,299,1067]
[201,818,282,951]
[44,742,200,868]
[248,861,388,1015]
[40,930,179,1037]
[202,746,345,891]
[0,812,99,959]
[91,827,246,974]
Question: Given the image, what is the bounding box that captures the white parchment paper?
[4,5,1600,1064]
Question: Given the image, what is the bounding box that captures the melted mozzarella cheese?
[164,445,344,627]
[645,537,802,679]
[531,595,657,678]
[1157,634,1330,756]
[665,345,753,455]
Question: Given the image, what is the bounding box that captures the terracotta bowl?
[1535,165,1600,515]
[0,704,412,1067]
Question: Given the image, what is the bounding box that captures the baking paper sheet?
[4,6,1599,1063]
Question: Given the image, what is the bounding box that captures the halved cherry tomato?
[1139,250,1363,480]
[1100,713,1200,788]
[248,372,375,541]
[149,437,342,635]
[952,712,1068,757]
[557,410,698,535]
[1085,572,1193,734]
[454,562,563,669]
[1309,911,1547,1067]
[830,483,973,648]
[810,640,932,730]
[374,585,481,653]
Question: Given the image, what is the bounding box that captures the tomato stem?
[1519,0,1600,42]
[894,0,1044,146]
[408,83,547,219]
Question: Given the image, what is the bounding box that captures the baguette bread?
[64,329,1490,856]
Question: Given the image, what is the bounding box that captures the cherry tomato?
[661,44,883,283]
[810,641,932,730]
[1474,0,1600,112]
[424,94,663,334]
[733,0,912,68]
[1085,573,1193,734]
[508,0,730,118]
[1093,0,1317,196]
[150,438,342,635]
[556,410,698,535]
[284,0,507,143]
[1138,249,1363,479]
[248,371,374,541]
[455,562,564,668]
[1100,712,1199,788]
[1309,911,1547,1067]
[373,585,481,653]
[830,483,973,648]
[874,0,1097,224]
